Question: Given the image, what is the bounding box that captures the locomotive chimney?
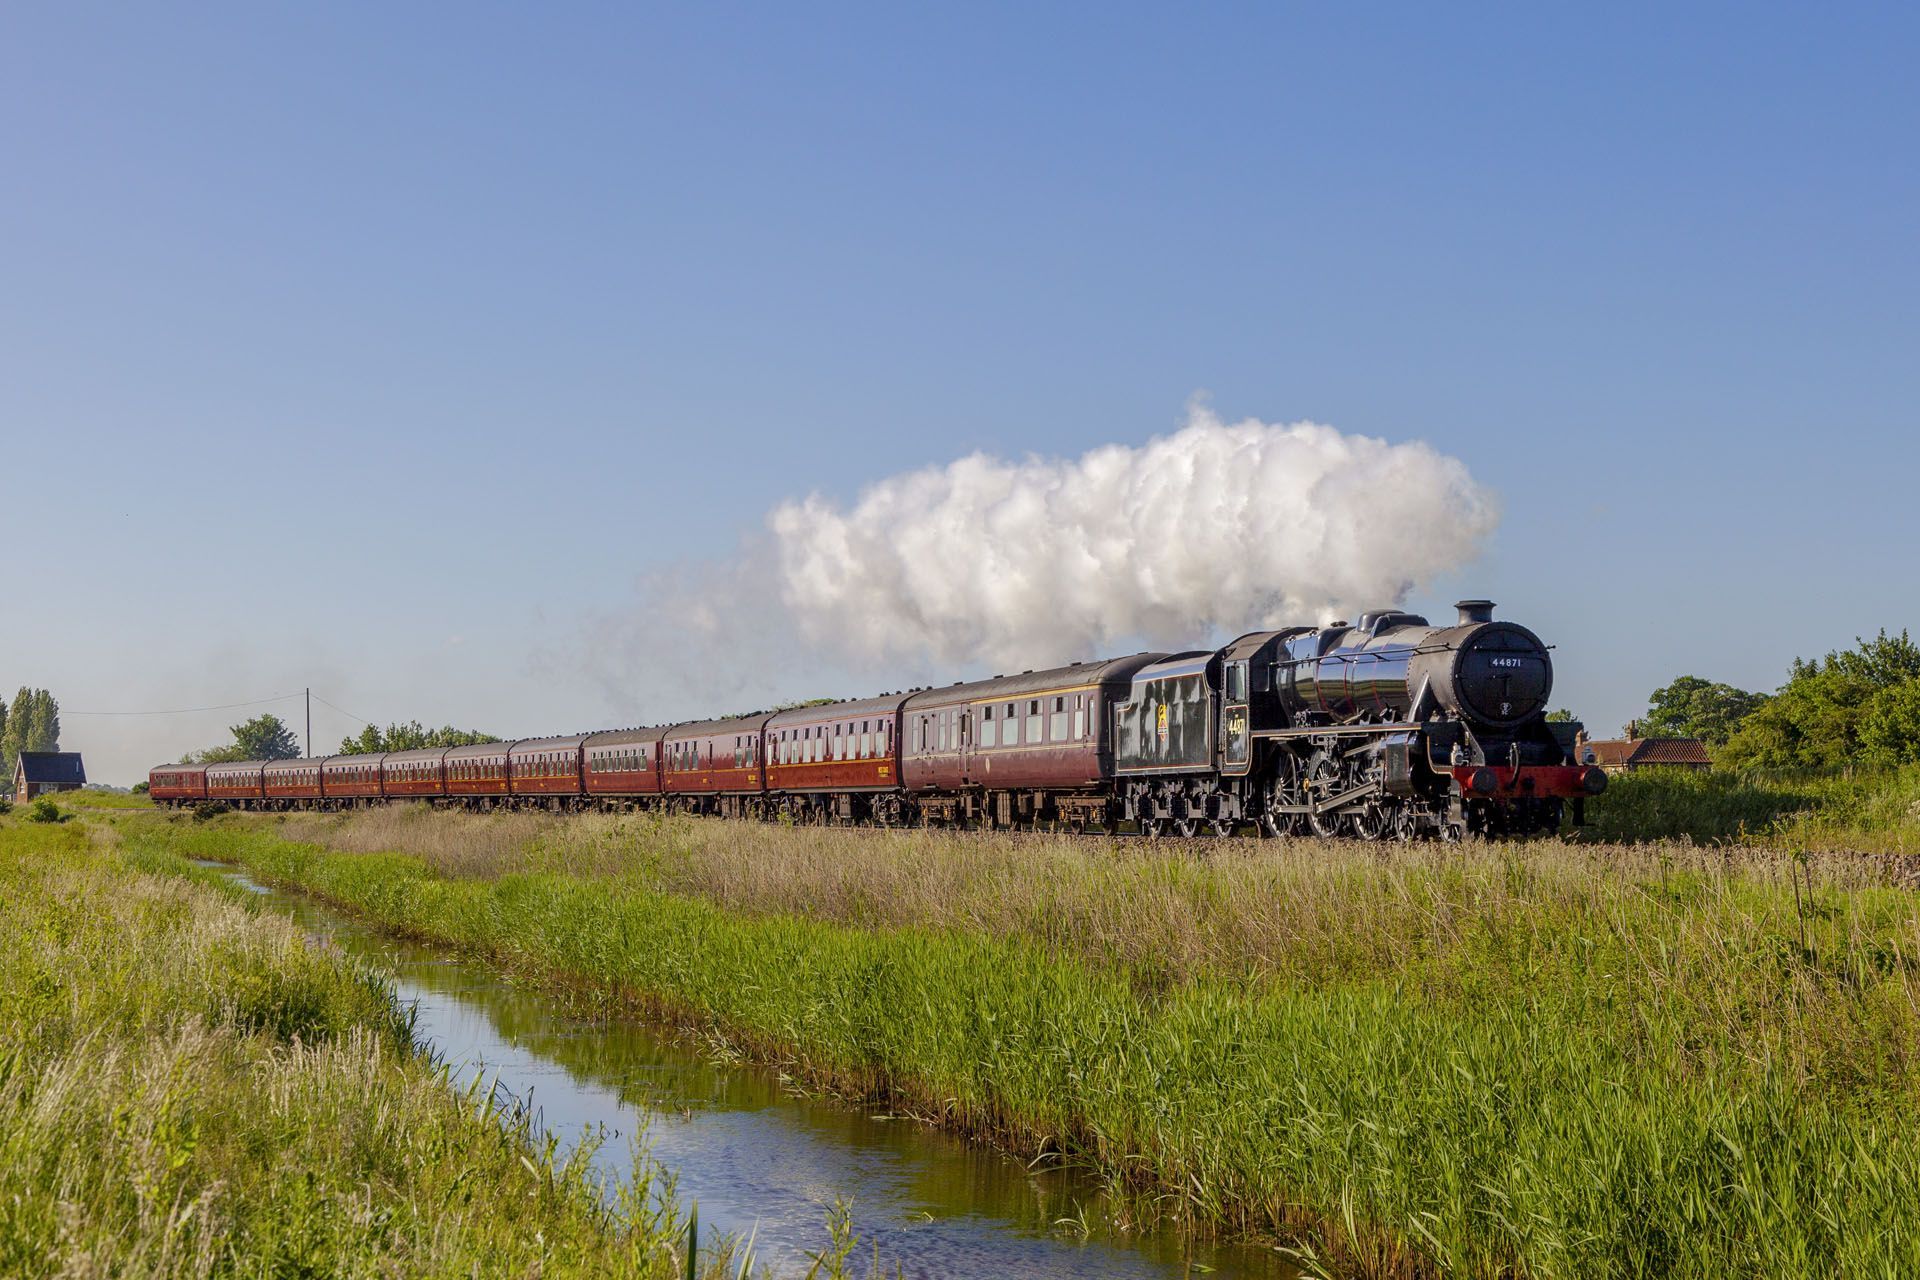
[1455,599,1495,625]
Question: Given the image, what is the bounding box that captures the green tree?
[192,714,301,762]
[1641,676,1769,746]
[1545,708,1578,723]
[2,687,59,783]
[337,722,497,754]
[1720,631,1920,770]
[1859,679,1920,766]
[28,690,59,753]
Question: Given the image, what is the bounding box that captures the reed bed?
[0,815,811,1278]
[129,807,1920,1278]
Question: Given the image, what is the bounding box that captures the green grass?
[54,786,157,809]
[1584,763,1920,851]
[0,814,839,1279]
[129,809,1920,1279]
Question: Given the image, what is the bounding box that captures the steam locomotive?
[150,599,1603,840]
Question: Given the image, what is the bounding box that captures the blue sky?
[2,4,1915,784]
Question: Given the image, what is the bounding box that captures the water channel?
[205,863,1298,1279]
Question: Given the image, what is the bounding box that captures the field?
[113,785,1920,1280]
[0,810,894,1279]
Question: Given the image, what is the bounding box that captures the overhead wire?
[65,693,304,717]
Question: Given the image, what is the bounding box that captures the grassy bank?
[1582,763,1920,851]
[128,807,1920,1279]
[0,813,767,1278]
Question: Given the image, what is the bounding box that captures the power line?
[65,693,304,717]
[67,690,379,726]
[308,693,374,726]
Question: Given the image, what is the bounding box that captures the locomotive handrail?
[1273,640,1556,669]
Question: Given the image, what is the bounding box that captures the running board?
[1254,724,1420,740]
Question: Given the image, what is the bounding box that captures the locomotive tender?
[149,600,1604,839]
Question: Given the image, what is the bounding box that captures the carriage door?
[1220,659,1252,775]
[959,708,975,785]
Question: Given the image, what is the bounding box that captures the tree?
[1720,631,1920,770]
[1641,676,1769,746]
[28,690,59,754]
[1,687,59,782]
[336,722,498,754]
[1545,708,1578,723]
[1859,679,1920,766]
[191,713,301,762]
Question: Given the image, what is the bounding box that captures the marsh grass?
[129,807,1920,1278]
[0,815,896,1279]
[1583,764,1920,851]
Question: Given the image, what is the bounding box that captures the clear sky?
[3,4,1914,785]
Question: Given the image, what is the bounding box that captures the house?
[12,751,86,800]
[1577,729,1711,774]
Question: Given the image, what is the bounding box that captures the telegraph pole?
[305,689,312,759]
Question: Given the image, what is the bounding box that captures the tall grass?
[1583,763,1920,851]
[0,815,845,1278]
[132,810,1920,1278]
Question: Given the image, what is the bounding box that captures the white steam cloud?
[767,406,1498,669]
[572,406,1497,718]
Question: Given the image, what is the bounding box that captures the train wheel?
[1349,800,1387,842]
[1304,751,1347,840]
[1259,766,1305,838]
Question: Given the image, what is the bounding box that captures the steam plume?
[768,405,1497,669]
[572,406,1496,718]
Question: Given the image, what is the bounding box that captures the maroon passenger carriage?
[323,753,385,806]
[264,758,323,808]
[446,741,512,804]
[509,736,586,807]
[383,748,449,800]
[205,760,266,805]
[659,715,771,817]
[900,655,1165,831]
[148,763,208,805]
[763,694,905,824]
[584,727,666,804]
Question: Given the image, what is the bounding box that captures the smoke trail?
[768,405,1498,669]
[567,405,1497,718]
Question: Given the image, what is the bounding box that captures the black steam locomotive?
[154,599,1603,840]
[1112,600,1604,839]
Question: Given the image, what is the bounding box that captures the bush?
[130,781,149,794]
[191,800,231,821]
[25,798,63,824]
[0,799,10,816]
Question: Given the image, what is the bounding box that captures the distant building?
[12,751,86,800]
[1577,727,1711,774]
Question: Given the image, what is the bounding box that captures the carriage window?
[980,705,997,748]
[1027,701,1042,743]
[1051,697,1068,741]
[1073,700,1086,739]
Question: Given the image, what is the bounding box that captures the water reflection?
[207,863,1295,1279]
